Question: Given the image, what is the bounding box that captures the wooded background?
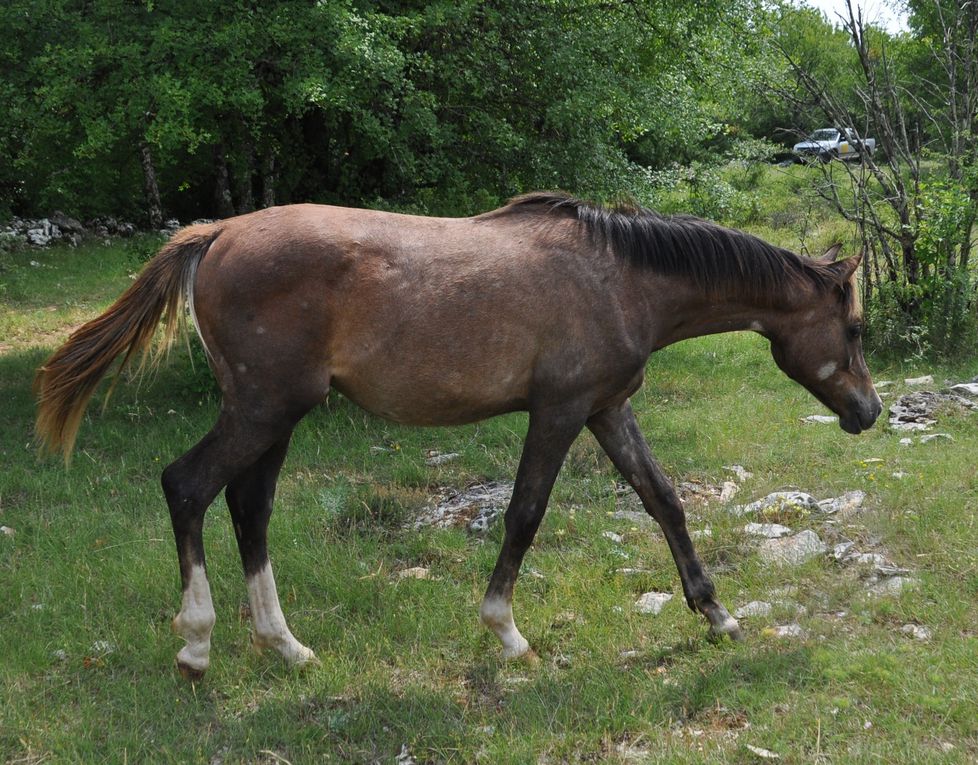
[2,0,976,355]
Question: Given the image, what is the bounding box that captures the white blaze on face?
[480,596,530,659]
[816,361,838,381]
[246,563,317,666]
[173,564,216,672]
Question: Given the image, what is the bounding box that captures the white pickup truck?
[793,128,876,162]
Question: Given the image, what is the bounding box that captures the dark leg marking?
[225,432,317,665]
[162,410,303,677]
[587,400,743,641]
[481,405,589,658]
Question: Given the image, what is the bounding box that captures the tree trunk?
[213,145,235,219]
[140,142,164,229]
[261,151,276,208]
[234,136,256,214]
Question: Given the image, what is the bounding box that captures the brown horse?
[35,193,881,678]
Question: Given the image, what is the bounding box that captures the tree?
[0,0,766,222]
[769,0,978,355]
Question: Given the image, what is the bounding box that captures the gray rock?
[424,451,460,466]
[743,522,793,539]
[27,224,58,246]
[734,491,820,517]
[719,481,739,503]
[920,433,953,444]
[802,414,838,424]
[745,744,782,759]
[412,481,513,534]
[904,375,934,386]
[768,623,806,638]
[889,390,976,432]
[844,552,910,577]
[396,745,417,765]
[612,510,654,527]
[724,464,753,482]
[900,623,931,641]
[634,591,673,614]
[949,383,978,397]
[602,531,624,544]
[758,530,826,566]
[50,210,84,234]
[734,600,772,618]
[832,541,855,560]
[867,576,918,596]
[817,490,866,516]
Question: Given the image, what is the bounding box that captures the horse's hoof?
[515,648,540,667]
[291,651,322,672]
[176,659,207,682]
[708,617,745,643]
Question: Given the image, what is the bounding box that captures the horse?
[35,192,882,679]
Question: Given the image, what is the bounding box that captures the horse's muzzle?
[839,391,883,434]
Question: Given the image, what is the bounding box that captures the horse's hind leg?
[480,405,588,659]
[162,411,300,679]
[587,401,743,641]
[225,432,317,667]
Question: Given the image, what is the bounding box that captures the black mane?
[489,191,845,305]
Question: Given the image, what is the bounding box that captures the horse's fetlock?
[685,580,716,610]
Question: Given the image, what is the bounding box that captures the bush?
[864,179,977,360]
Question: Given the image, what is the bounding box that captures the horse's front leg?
[481,405,588,659]
[587,400,743,641]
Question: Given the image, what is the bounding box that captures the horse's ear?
[817,243,844,264]
[828,253,862,283]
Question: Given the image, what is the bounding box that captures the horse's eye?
[847,323,863,341]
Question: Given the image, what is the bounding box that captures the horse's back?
[190,203,642,425]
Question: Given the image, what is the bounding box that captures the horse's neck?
[639,276,797,350]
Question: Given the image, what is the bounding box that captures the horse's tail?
[34,223,223,461]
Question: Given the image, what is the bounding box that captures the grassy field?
[2,222,978,763]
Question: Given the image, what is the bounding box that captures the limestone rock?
[634,592,673,615]
[734,491,820,517]
[743,522,793,539]
[757,530,825,566]
[817,490,866,516]
[734,600,772,618]
[412,481,513,533]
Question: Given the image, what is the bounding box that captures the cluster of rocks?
[410,480,514,534]
[624,481,924,640]
[730,489,918,595]
[0,212,191,248]
[1,212,88,247]
[888,376,978,432]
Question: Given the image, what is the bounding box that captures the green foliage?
[0,0,763,221]
[864,178,978,360]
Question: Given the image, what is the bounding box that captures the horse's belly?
[330,366,529,426]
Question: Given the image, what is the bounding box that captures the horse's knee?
[161,460,196,509]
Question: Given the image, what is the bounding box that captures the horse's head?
[767,245,882,434]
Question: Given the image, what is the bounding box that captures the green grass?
[2,239,978,763]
